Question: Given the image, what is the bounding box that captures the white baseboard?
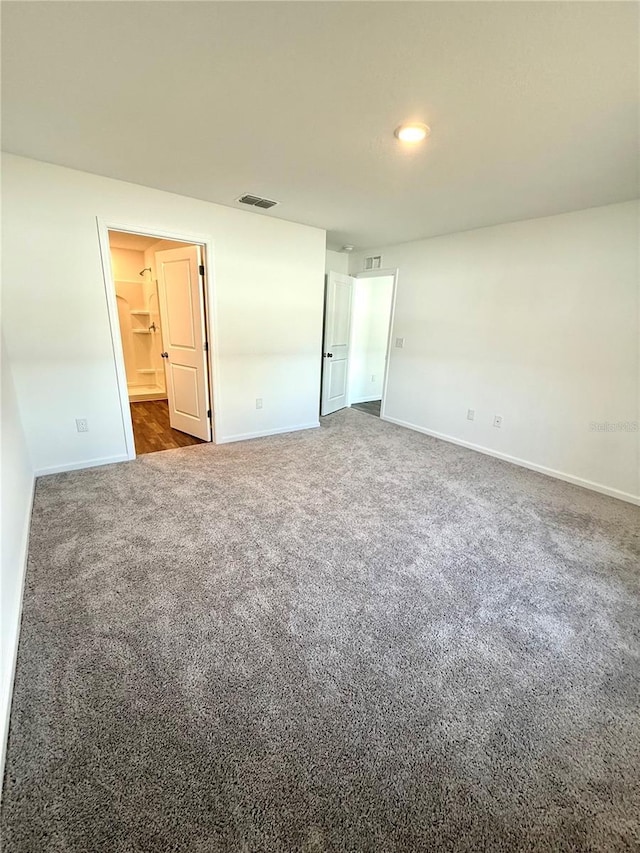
[381,415,640,506]
[1,475,36,783]
[217,422,320,445]
[34,454,130,477]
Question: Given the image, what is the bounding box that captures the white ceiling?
[2,2,638,250]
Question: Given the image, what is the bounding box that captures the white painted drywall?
[110,246,148,388]
[325,250,349,275]
[348,275,394,404]
[1,335,35,775]
[109,246,146,281]
[2,155,326,473]
[349,202,640,503]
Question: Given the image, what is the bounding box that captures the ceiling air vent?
[237,194,279,210]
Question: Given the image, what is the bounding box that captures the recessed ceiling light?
[394,123,430,143]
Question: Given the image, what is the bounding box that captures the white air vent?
[237,194,279,210]
[364,255,382,271]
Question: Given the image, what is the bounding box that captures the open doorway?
[348,272,395,418]
[320,269,397,419]
[105,228,214,455]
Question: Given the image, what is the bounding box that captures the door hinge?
[203,341,209,352]
[199,264,205,276]
[207,409,212,419]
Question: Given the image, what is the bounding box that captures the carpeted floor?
[2,408,639,852]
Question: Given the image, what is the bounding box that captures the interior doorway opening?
[106,229,214,456]
[348,272,395,418]
[320,269,397,420]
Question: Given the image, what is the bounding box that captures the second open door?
[321,271,354,416]
[155,245,212,441]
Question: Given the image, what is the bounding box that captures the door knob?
[161,352,168,358]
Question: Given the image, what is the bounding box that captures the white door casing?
[321,271,354,416]
[155,245,212,441]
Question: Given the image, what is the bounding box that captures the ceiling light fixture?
[394,122,430,143]
[342,245,354,253]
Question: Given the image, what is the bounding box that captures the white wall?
[348,275,394,404]
[2,155,326,473]
[325,249,349,275]
[349,202,640,503]
[1,335,35,775]
[110,247,148,388]
[110,246,146,281]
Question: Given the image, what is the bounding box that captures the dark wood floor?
[130,400,205,455]
[351,399,381,417]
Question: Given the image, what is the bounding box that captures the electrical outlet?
[76,418,89,433]
[395,337,405,349]
[493,415,503,429]
[256,398,263,410]
[467,409,475,421]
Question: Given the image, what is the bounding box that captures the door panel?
[321,272,354,416]
[333,285,352,341]
[328,358,347,399]
[163,261,196,348]
[170,363,200,418]
[156,245,212,441]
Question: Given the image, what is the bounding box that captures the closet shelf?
[130,309,151,316]
[132,329,152,335]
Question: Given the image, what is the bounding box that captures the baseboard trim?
[217,422,320,445]
[1,474,36,783]
[34,454,130,477]
[381,416,640,506]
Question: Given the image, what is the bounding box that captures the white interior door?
[321,271,354,416]
[155,245,212,441]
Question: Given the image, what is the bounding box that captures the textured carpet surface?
[2,409,639,852]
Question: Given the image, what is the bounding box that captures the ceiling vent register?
[237,194,279,210]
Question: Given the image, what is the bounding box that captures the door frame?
[96,218,220,459]
[352,268,399,420]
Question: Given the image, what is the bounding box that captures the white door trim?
[96,218,220,458]
[353,268,399,421]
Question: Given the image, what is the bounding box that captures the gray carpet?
[2,408,639,852]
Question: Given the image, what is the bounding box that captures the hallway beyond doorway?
[351,399,381,418]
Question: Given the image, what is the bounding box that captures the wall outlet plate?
[467,409,475,421]
[395,337,405,349]
[76,418,89,433]
[493,415,503,428]
[256,398,263,410]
